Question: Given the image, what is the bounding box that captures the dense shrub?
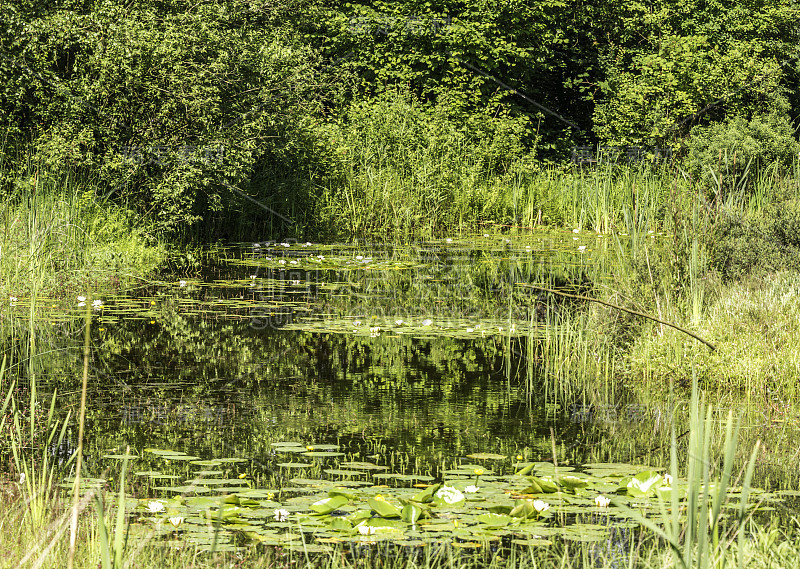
[684,111,799,200]
[710,200,800,281]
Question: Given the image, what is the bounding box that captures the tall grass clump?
[316,89,531,239]
[510,163,680,234]
[617,374,761,569]
[0,150,167,300]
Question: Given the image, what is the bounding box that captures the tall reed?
[616,373,760,569]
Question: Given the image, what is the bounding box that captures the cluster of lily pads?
[99,446,781,552]
[285,318,533,339]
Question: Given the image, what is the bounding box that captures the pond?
[3,232,796,557]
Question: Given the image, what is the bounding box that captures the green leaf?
[310,495,349,515]
[624,471,664,498]
[535,477,559,493]
[412,483,441,503]
[401,503,423,523]
[522,477,543,494]
[476,513,513,526]
[516,464,536,476]
[327,517,352,532]
[559,475,589,492]
[328,489,358,501]
[367,497,401,518]
[509,500,536,519]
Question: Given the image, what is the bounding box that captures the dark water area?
[6,237,606,478]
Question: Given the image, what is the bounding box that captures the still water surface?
[33,236,611,471]
[7,235,798,553]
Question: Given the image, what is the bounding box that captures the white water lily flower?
[290,260,297,265]
[281,242,290,248]
[353,320,362,326]
[356,255,363,260]
[573,228,580,233]
[663,473,673,485]
[595,495,611,508]
[435,486,465,505]
[92,299,103,308]
[422,319,432,326]
[578,245,587,251]
[77,296,86,302]
[483,234,489,237]
[179,280,187,287]
[168,516,184,528]
[273,508,290,522]
[395,319,403,325]
[357,524,376,535]
[445,238,453,243]
[532,500,550,513]
[466,328,474,333]
[464,485,479,493]
[278,259,286,265]
[9,296,17,303]
[253,243,260,248]
[19,472,25,484]
[147,501,165,513]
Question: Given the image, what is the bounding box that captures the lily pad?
[466,453,507,460]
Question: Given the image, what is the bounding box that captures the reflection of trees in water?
[242,242,597,324]
[12,302,549,475]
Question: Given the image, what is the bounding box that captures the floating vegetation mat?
[91,446,787,552]
[5,237,600,339]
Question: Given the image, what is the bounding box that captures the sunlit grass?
[0,154,166,302]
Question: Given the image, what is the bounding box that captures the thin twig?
[519,283,716,351]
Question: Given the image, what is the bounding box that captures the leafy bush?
[684,111,799,200]
[710,200,800,281]
[0,1,328,234]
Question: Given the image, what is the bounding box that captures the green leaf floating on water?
[310,495,350,515]
[522,476,559,494]
[655,485,674,501]
[510,500,537,519]
[559,475,589,493]
[623,471,664,498]
[412,484,441,504]
[516,463,537,476]
[349,510,373,523]
[328,489,359,501]
[368,497,402,518]
[400,503,424,523]
[477,513,513,527]
[327,517,352,532]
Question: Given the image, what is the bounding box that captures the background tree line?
[1,0,798,239]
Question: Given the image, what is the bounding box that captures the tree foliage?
[1,0,798,237]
